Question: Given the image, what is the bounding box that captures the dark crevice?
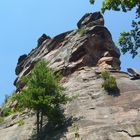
[61,61,85,76]
[69,46,86,62]
[47,30,73,52]
[117,130,140,138]
[87,26,112,38]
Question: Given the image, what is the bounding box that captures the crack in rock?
[117,130,140,138]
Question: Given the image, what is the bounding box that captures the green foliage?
[101,71,117,92]
[16,119,25,126]
[119,21,140,58]
[100,0,139,13]
[0,117,4,123]
[2,107,13,117]
[77,28,87,35]
[102,76,117,91]
[90,0,140,57]
[15,60,69,112]
[101,70,110,80]
[14,59,71,138]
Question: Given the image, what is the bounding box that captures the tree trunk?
[36,109,40,140]
[40,110,43,131]
[39,110,43,139]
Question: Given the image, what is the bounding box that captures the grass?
[72,123,80,139]
[77,28,87,35]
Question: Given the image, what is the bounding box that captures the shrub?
[101,70,110,80]
[0,117,4,123]
[16,119,25,126]
[2,107,13,117]
[101,71,117,92]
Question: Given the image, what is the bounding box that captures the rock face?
[127,68,140,79]
[15,54,27,75]
[45,68,140,140]
[1,12,140,140]
[37,34,51,47]
[14,11,120,91]
[77,11,104,29]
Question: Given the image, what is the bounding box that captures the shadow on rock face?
[45,116,82,140]
[29,116,79,140]
[107,87,120,97]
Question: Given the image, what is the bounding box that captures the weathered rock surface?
[1,12,140,140]
[14,11,120,91]
[1,69,140,140]
[77,12,104,29]
[44,68,140,140]
[0,111,36,140]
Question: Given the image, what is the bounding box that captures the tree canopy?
[90,0,140,58]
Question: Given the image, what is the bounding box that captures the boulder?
[77,11,104,29]
[17,54,27,65]
[127,68,140,79]
[37,34,51,47]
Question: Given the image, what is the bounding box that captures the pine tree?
[15,60,70,139]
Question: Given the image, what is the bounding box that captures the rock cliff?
[1,12,140,140]
[14,11,120,92]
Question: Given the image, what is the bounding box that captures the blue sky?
[0,0,139,104]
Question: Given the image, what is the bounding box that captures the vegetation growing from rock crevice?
[101,71,118,92]
[16,119,25,126]
[77,28,87,35]
[0,117,4,123]
[2,107,13,117]
[13,59,71,139]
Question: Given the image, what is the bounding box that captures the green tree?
[14,60,70,139]
[90,0,140,58]
[101,71,117,92]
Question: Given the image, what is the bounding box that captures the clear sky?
[0,0,139,104]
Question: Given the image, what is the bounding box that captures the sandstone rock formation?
[127,68,140,79]
[14,11,120,92]
[1,12,140,140]
[77,11,104,29]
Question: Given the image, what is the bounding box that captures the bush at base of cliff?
[16,119,25,126]
[101,71,117,92]
[14,59,71,139]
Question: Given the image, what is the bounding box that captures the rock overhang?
[14,11,121,90]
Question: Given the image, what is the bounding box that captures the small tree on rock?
[14,60,70,139]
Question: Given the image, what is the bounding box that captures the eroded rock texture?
[45,68,140,140]
[14,11,120,91]
[1,12,140,140]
